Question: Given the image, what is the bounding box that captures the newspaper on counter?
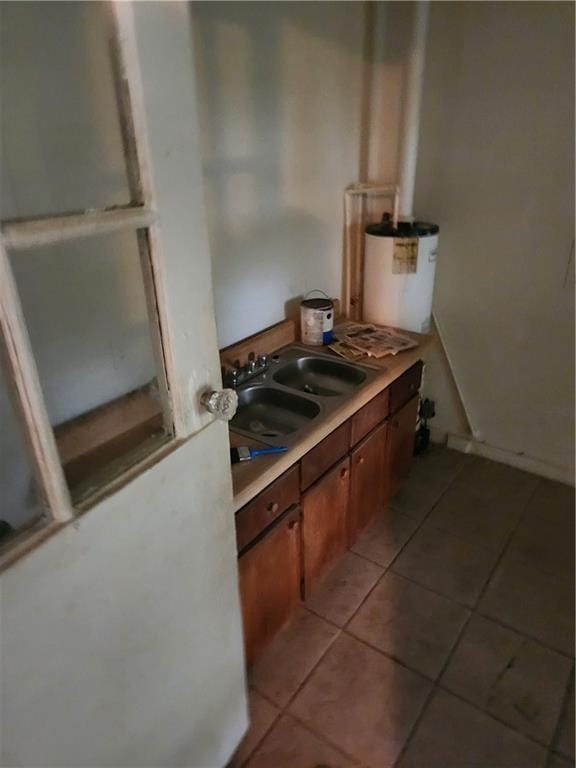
[327,340,368,362]
[329,321,418,360]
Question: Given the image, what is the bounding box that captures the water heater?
[363,215,439,333]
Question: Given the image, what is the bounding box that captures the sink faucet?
[224,354,269,389]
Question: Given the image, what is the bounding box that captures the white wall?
[191,2,366,348]
[415,1,574,481]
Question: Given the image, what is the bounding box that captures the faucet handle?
[258,354,268,367]
[223,366,240,388]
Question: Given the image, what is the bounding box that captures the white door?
[0,3,247,767]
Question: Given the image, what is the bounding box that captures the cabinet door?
[386,394,419,500]
[238,506,301,666]
[349,421,388,545]
[301,456,350,595]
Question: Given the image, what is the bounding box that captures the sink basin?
[273,356,367,397]
[231,386,320,441]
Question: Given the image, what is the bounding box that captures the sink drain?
[248,420,281,439]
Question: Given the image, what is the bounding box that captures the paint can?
[300,290,334,346]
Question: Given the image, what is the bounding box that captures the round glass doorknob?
[200,389,238,421]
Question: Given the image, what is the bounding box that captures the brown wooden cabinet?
[235,466,299,553]
[386,394,419,500]
[238,506,301,666]
[235,359,424,665]
[348,421,388,544]
[301,456,350,595]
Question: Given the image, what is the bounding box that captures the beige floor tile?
[547,752,574,768]
[388,446,468,522]
[249,609,340,708]
[305,551,383,627]
[555,678,575,760]
[426,480,528,553]
[289,633,431,767]
[528,478,575,513]
[398,689,548,768]
[245,714,357,768]
[348,571,470,679]
[351,507,420,568]
[441,615,572,745]
[508,481,575,583]
[410,445,470,482]
[479,550,575,655]
[454,457,539,500]
[392,520,500,607]
[229,689,280,768]
[388,473,447,522]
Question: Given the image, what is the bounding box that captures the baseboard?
[445,432,575,486]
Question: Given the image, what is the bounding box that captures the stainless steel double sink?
[230,345,382,447]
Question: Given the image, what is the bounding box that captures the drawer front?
[301,421,350,491]
[236,465,300,552]
[350,388,390,447]
[389,361,423,415]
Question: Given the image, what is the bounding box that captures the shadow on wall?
[191,2,369,348]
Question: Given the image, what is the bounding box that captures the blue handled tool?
[230,445,288,464]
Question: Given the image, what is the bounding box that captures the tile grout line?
[344,458,484,768]
[337,466,467,637]
[244,453,463,767]
[247,608,344,719]
[391,461,547,767]
[287,710,366,767]
[339,611,568,754]
[271,457,501,765]
[380,566,573,661]
[234,695,281,768]
[433,682,560,753]
[547,659,575,762]
[244,627,365,766]
[241,455,572,766]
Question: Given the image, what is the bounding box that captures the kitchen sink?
[231,386,320,443]
[229,345,381,447]
[272,356,366,396]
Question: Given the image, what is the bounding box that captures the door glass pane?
[0,1,131,220]
[0,356,46,546]
[8,231,172,503]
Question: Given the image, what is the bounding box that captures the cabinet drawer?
[389,361,422,415]
[236,465,300,552]
[350,388,390,446]
[301,421,350,491]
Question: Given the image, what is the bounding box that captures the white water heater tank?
[363,215,439,333]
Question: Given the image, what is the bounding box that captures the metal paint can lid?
[301,289,333,311]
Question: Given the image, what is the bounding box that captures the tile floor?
[230,447,575,768]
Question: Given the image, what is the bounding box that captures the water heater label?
[393,238,418,274]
